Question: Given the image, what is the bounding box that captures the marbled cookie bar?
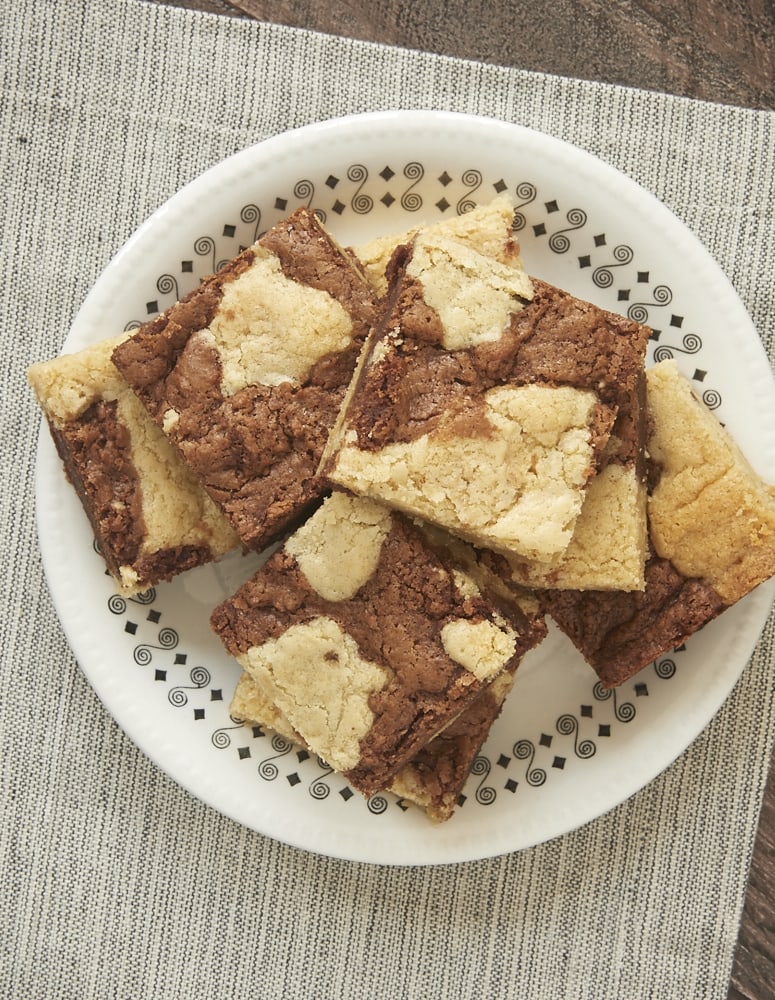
[211,490,546,797]
[321,236,650,566]
[355,203,650,591]
[542,359,775,686]
[231,666,517,823]
[28,335,239,595]
[112,208,377,552]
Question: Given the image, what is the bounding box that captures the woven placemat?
[2,2,774,996]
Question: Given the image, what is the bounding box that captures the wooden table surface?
[151,2,775,995]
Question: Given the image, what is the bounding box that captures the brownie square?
[211,490,545,797]
[28,334,239,595]
[111,207,378,552]
[321,234,650,571]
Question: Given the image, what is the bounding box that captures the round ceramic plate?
[36,110,775,865]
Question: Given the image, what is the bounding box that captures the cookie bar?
[356,203,649,591]
[111,208,378,552]
[321,235,650,565]
[211,490,546,797]
[230,666,517,823]
[28,335,239,595]
[542,359,775,687]
[354,194,525,297]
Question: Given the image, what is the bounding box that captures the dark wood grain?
[148,1,775,995]
[728,744,775,1000]
[157,0,775,108]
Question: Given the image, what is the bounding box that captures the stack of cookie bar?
[29,196,775,822]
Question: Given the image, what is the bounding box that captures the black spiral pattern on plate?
[194,235,216,273]
[210,722,245,749]
[592,682,635,723]
[367,795,389,815]
[240,202,262,242]
[309,763,333,801]
[107,593,127,616]
[348,164,372,214]
[293,178,315,208]
[133,627,179,666]
[512,181,537,231]
[156,273,179,302]
[654,657,677,680]
[456,169,482,215]
[592,244,634,287]
[107,588,156,616]
[548,208,587,253]
[626,285,672,324]
[167,665,210,706]
[400,162,424,211]
[512,738,546,787]
[653,333,703,362]
[557,713,596,759]
[257,734,294,780]
[471,755,496,805]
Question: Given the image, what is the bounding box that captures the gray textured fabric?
[2,1,775,997]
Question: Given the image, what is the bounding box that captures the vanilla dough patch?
[328,382,602,561]
[406,234,534,350]
[239,616,393,773]
[440,617,517,680]
[285,492,391,601]
[209,250,354,393]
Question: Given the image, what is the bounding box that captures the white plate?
[36,110,775,865]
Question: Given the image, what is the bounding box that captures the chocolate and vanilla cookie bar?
[28,334,239,595]
[111,208,378,552]
[542,359,775,687]
[321,234,650,569]
[211,490,546,798]
[230,664,518,823]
